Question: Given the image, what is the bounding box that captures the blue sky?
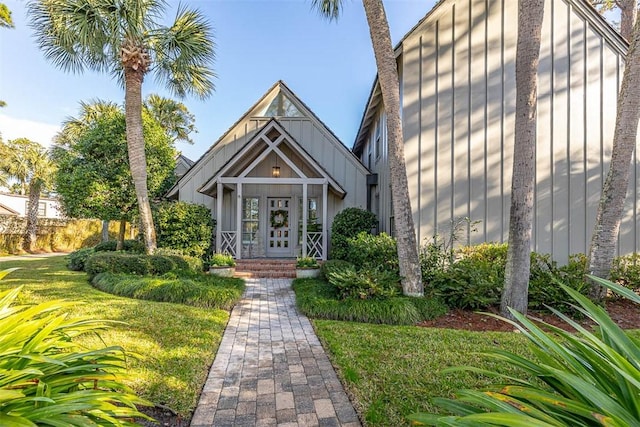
[0,0,437,161]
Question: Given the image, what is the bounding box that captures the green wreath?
[270,209,288,228]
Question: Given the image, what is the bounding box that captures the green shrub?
[610,252,640,292]
[419,238,449,285]
[429,243,507,309]
[345,232,399,274]
[94,239,145,253]
[529,253,590,312]
[84,252,180,278]
[296,256,319,268]
[328,267,401,300]
[330,207,377,260]
[209,252,236,267]
[66,247,94,271]
[409,277,640,426]
[91,272,244,310]
[153,201,214,257]
[321,259,355,280]
[154,247,204,272]
[0,271,151,425]
[293,278,448,325]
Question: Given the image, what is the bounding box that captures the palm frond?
[150,4,216,99]
[310,0,345,20]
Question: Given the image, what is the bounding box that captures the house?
[175,154,194,179]
[353,0,637,264]
[0,193,63,219]
[166,81,370,260]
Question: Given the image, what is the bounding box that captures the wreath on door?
[270,209,288,229]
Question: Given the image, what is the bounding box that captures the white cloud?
[0,114,61,147]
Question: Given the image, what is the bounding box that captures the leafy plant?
[330,207,378,260]
[153,201,214,257]
[409,276,640,426]
[328,267,401,300]
[296,256,320,269]
[67,247,95,271]
[0,269,152,426]
[529,253,590,313]
[609,252,640,293]
[209,252,235,268]
[321,259,355,280]
[345,232,399,275]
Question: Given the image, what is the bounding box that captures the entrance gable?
[199,119,346,197]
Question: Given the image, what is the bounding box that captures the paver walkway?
[191,278,361,427]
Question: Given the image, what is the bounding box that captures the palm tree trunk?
[501,0,545,318]
[620,0,637,41]
[124,68,157,254]
[23,181,41,253]
[362,0,422,297]
[588,11,640,300]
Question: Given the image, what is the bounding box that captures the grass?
[92,271,244,310]
[313,320,536,426]
[0,255,233,418]
[293,278,448,325]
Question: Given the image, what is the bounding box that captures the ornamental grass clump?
[409,276,640,426]
[0,269,151,426]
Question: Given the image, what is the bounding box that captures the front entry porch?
[200,119,345,261]
[217,189,327,260]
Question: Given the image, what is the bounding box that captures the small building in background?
[0,193,64,219]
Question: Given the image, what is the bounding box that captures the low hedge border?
[292,278,447,325]
[91,272,245,310]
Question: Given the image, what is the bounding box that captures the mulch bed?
[417,298,640,332]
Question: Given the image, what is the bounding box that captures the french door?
[267,198,292,257]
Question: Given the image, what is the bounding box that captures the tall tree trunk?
[102,220,110,242]
[620,0,637,41]
[362,0,422,296]
[117,219,127,251]
[588,11,640,300]
[501,0,545,318]
[124,68,157,254]
[23,181,41,253]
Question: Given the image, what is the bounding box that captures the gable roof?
[0,203,19,216]
[166,80,368,199]
[198,118,346,197]
[352,0,628,156]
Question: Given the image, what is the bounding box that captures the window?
[25,201,46,217]
[242,198,259,245]
[367,141,373,168]
[298,197,319,244]
[389,187,395,238]
[261,92,304,117]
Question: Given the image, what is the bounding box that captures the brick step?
[234,259,297,278]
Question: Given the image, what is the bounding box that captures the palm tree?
[0,138,55,252]
[27,0,216,254]
[588,11,640,300]
[501,0,545,318]
[311,0,422,296]
[145,94,196,144]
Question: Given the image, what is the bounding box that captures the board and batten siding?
[365,0,635,264]
[176,97,368,235]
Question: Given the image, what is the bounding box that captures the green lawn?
[313,320,535,426]
[0,256,229,418]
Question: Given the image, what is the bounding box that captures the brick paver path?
[191,278,361,427]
